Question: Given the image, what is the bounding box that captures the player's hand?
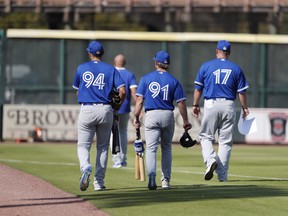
[133,116,141,129]
[192,106,201,118]
[242,107,249,118]
[183,122,192,131]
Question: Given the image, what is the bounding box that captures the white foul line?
[227,174,288,181]
[174,170,288,181]
[1,158,288,181]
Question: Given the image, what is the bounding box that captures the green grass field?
[1,142,288,216]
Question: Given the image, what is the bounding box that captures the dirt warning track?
[0,164,108,216]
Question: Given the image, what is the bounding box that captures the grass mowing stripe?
[1,158,287,181]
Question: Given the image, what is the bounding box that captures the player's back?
[137,71,185,111]
[197,58,244,100]
[78,60,113,74]
[117,68,137,114]
[75,60,117,103]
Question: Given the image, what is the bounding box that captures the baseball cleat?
[218,173,228,182]
[161,179,170,189]
[148,176,157,190]
[204,161,217,181]
[121,162,127,167]
[94,182,106,191]
[94,185,106,191]
[79,168,92,191]
[112,163,122,168]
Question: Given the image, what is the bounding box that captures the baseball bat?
[134,115,145,181]
[135,154,140,180]
[111,114,120,154]
[139,153,145,182]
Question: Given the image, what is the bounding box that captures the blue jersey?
[194,58,249,100]
[116,67,138,114]
[136,71,186,112]
[73,60,125,104]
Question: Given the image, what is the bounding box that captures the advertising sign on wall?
[3,105,79,141]
[2,105,288,144]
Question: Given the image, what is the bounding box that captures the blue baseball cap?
[86,40,104,55]
[153,51,170,64]
[217,40,231,51]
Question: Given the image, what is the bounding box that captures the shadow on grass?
[77,184,288,208]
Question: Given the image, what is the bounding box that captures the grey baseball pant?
[77,104,113,186]
[144,110,175,181]
[199,99,236,180]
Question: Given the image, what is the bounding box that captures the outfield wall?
[2,29,288,109]
[2,30,288,144]
[2,104,288,145]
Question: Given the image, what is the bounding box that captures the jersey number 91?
[149,82,169,100]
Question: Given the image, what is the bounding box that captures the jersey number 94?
[82,71,105,89]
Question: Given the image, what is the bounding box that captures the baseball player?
[192,40,249,182]
[73,40,126,191]
[134,50,192,190]
[110,54,138,168]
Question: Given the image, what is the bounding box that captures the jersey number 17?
[213,69,232,85]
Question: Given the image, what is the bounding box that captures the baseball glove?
[180,131,197,148]
[110,90,122,111]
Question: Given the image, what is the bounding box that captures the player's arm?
[130,73,138,105]
[118,86,126,103]
[192,89,202,118]
[113,67,126,104]
[238,92,249,118]
[133,96,144,128]
[177,100,192,131]
[130,87,137,105]
[131,87,145,120]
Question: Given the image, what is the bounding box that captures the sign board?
[2,105,288,144]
